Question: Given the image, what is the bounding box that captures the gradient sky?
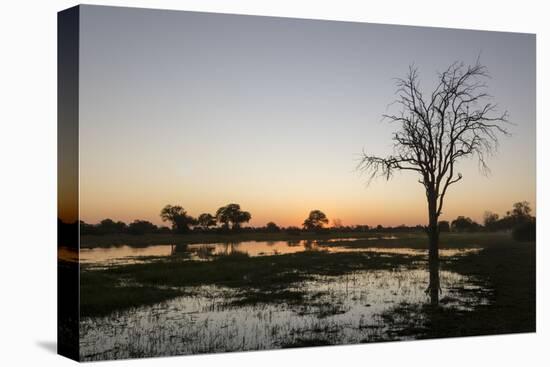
[78,5,536,228]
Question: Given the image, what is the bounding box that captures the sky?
[77,5,536,228]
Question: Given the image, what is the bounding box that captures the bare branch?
[358,59,508,222]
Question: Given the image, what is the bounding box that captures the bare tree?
[358,60,508,306]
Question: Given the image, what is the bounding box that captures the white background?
[0,0,547,365]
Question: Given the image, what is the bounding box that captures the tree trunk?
[427,193,440,307]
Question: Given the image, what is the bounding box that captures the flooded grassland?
[75,233,535,361]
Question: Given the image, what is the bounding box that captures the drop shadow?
[36,340,57,354]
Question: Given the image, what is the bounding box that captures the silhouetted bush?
[155,226,172,234]
[313,227,332,235]
[80,221,98,235]
[286,226,302,236]
[483,202,534,232]
[512,219,536,242]
[128,220,157,235]
[451,216,481,232]
[265,222,280,232]
[97,218,127,235]
[438,221,450,232]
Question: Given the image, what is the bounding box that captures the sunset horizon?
[68,7,535,230]
[58,6,536,361]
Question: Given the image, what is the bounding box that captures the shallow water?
[78,239,489,359]
[78,239,481,266]
[80,266,490,360]
[79,245,174,265]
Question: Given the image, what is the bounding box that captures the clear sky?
[78,5,536,228]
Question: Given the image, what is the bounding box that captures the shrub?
[265,222,280,232]
[438,221,450,232]
[512,220,536,242]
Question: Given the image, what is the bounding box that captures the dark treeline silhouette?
[482,201,533,231]
[80,203,252,235]
[484,201,536,242]
[449,201,535,237]
[451,216,482,232]
[80,219,171,236]
[78,201,535,240]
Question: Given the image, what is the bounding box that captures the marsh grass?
[378,237,535,338]
[319,232,512,249]
[79,232,534,344]
[80,251,420,317]
[80,272,185,317]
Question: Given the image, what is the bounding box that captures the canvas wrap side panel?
[57,5,80,361]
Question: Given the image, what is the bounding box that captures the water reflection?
[80,245,174,265]
[187,240,324,258]
[79,268,490,360]
[337,247,482,257]
[58,247,79,262]
[78,240,482,266]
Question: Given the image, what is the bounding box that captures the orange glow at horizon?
[76,10,535,227]
[79,172,536,228]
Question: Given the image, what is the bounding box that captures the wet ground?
[78,240,490,360]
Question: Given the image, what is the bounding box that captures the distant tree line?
[79,202,535,241]
[443,201,535,241]
[81,203,253,235]
[80,218,171,236]
[434,201,535,235]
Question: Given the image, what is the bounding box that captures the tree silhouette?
[509,201,532,221]
[215,204,251,231]
[265,222,281,232]
[160,205,196,234]
[197,213,217,230]
[359,60,508,306]
[303,210,329,231]
[483,211,500,231]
